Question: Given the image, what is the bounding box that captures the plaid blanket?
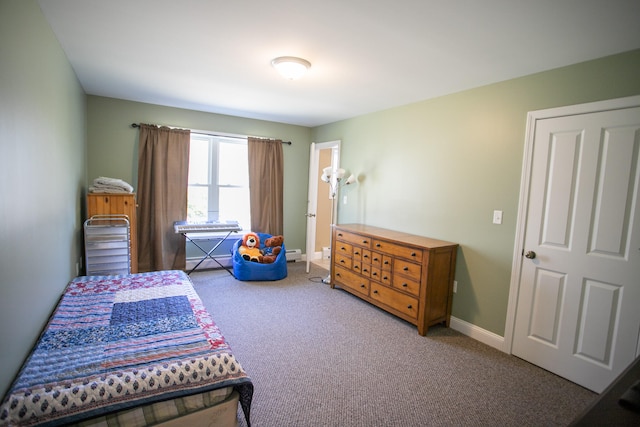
[0,271,252,427]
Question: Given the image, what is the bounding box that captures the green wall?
[86,96,312,252]
[0,0,87,396]
[312,49,640,336]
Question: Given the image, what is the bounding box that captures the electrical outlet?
[493,210,503,225]
[453,280,458,293]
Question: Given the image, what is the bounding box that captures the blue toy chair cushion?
[232,233,288,281]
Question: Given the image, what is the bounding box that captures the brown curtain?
[248,137,284,235]
[136,124,190,271]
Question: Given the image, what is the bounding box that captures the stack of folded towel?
[89,176,134,193]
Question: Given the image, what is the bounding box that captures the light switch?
[493,210,503,225]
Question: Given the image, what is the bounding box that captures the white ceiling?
[38,0,640,127]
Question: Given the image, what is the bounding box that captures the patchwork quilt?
[0,271,253,427]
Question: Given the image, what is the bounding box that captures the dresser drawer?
[352,246,364,260]
[393,259,422,282]
[381,255,393,270]
[335,230,372,248]
[334,253,352,269]
[392,274,421,297]
[370,283,419,320]
[373,239,423,263]
[369,251,382,267]
[335,241,353,258]
[334,266,370,297]
[352,260,363,275]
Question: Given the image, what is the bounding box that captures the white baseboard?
[449,316,506,353]
[303,251,322,261]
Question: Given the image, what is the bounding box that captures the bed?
[0,270,253,427]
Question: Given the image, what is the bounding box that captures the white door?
[305,141,340,273]
[510,98,640,393]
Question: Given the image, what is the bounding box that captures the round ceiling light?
[271,56,311,80]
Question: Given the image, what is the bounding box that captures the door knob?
[525,251,536,259]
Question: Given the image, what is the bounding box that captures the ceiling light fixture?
[271,56,311,80]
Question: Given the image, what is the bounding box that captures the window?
[187,133,250,230]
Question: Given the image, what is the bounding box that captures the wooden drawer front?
[373,239,423,263]
[378,269,392,286]
[335,241,353,258]
[393,259,422,282]
[335,253,352,269]
[335,230,372,248]
[361,249,372,264]
[334,266,370,297]
[381,255,393,270]
[352,246,363,260]
[393,274,421,297]
[361,263,372,277]
[352,260,362,274]
[370,283,419,320]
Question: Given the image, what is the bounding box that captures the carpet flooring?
[190,262,596,427]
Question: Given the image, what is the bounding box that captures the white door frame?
[504,94,640,353]
[306,140,341,273]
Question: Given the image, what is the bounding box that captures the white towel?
[90,176,134,193]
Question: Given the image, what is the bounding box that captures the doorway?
[306,141,341,273]
[505,95,640,393]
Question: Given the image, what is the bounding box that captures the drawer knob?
[383,276,388,280]
[384,260,389,265]
[338,233,343,237]
[364,254,369,258]
[360,284,365,288]
[372,272,377,276]
[373,290,378,294]
[411,252,417,257]
[407,305,413,309]
[402,283,408,287]
[362,240,369,244]
[403,266,409,271]
[341,260,346,264]
[376,243,381,248]
[373,257,378,261]
[341,246,346,250]
[336,273,341,277]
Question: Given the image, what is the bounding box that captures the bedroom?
[1,0,640,424]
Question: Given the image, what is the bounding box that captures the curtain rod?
[131,123,292,145]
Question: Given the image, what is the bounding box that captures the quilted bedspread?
[0,271,253,427]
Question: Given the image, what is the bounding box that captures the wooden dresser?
[87,193,138,273]
[330,224,458,335]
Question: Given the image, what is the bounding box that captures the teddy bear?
[238,232,263,262]
[261,235,284,264]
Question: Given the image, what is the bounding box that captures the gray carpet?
[190,262,596,427]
